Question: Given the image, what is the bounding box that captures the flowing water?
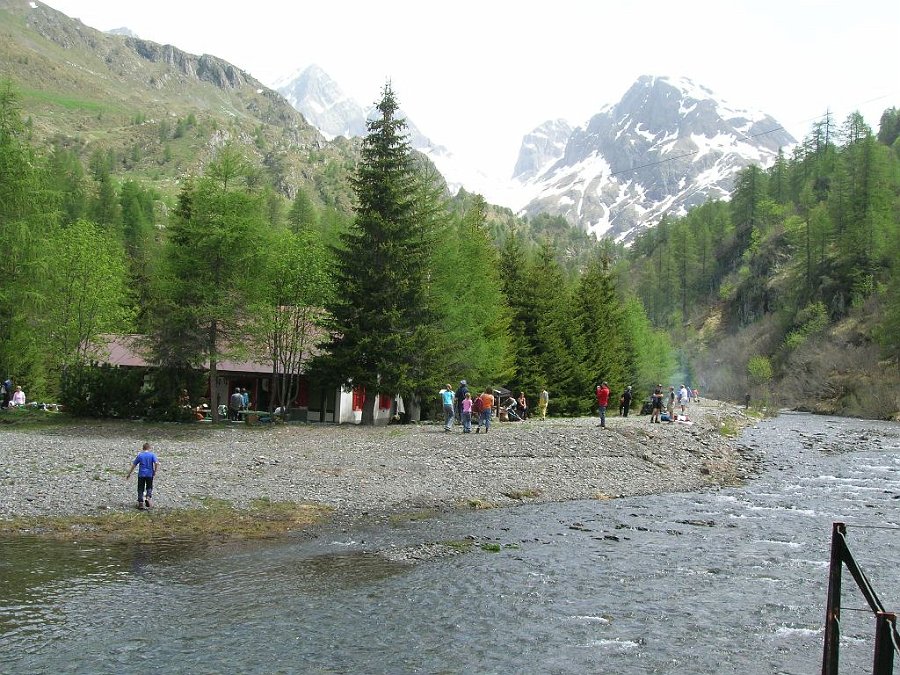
[2,413,898,674]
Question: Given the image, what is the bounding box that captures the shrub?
[60,363,149,418]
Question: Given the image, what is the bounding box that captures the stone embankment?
[0,400,759,521]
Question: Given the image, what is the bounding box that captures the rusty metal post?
[822,522,846,675]
[872,612,896,675]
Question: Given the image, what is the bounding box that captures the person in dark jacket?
[455,380,469,423]
[622,386,633,417]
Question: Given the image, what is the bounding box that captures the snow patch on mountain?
[515,75,795,242]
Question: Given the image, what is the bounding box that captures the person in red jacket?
[595,381,610,428]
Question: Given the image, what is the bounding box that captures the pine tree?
[313,84,438,424]
[528,242,588,414]
[576,255,629,400]
[500,234,541,396]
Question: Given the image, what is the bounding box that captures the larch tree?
[429,193,514,388]
[152,145,269,420]
[0,83,56,395]
[38,219,132,378]
[250,227,334,416]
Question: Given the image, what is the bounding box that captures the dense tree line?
[626,108,899,413]
[0,84,672,419]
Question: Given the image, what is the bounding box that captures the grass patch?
[480,542,502,552]
[444,540,475,551]
[0,500,331,544]
[718,418,741,437]
[18,88,109,112]
[0,408,75,429]
[465,498,497,510]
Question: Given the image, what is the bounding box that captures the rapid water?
[2,413,898,674]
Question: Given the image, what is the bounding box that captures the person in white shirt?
[678,385,689,414]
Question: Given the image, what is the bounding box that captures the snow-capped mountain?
[275,64,450,161]
[275,68,795,242]
[274,64,368,140]
[515,76,796,242]
[512,119,573,182]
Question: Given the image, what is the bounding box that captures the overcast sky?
[44,0,898,178]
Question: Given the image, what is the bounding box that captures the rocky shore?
[0,400,759,523]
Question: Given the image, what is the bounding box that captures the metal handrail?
[822,521,899,675]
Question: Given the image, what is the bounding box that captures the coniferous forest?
[1,81,897,420]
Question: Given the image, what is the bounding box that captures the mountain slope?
[0,0,346,201]
[516,76,796,242]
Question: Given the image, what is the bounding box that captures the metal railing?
[822,521,900,674]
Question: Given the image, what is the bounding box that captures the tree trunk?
[407,394,421,422]
[209,321,219,422]
[361,390,376,425]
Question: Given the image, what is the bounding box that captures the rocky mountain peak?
[518,75,795,243]
[276,64,368,140]
[512,118,574,182]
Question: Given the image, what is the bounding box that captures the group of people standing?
[228,387,251,421]
[598,382,699,425]
[440,381,551,434]
[649,383,695,423]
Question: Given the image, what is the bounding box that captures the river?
[1,412,898,674]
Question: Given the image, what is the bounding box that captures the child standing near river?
[125,442,159,509]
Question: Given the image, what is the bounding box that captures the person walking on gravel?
[475,387,494,433]
[595,382,610,428]
[440,384,455,432]
[125,442,159,509]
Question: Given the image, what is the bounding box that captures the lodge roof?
[87,335,276,375]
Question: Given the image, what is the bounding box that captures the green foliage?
[746,355,773,385]
[37,219,132,382]
[288,186,319,232]
[784,301,829,350]
[150,144,271,417]
[249,227,335,412]
[313,85,441,421]
[877,108,899,147]
[59,363,149,418]
[0,83,58,397]
[627,106,900,411]
[428,193,514,388]
[576,256,630,396]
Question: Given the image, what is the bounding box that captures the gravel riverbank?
[0,400,759,522]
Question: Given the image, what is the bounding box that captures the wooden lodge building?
[93,335,397,425]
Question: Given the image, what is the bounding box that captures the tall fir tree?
[576,255,629,401]
[528,242,588,414]
[313,84,438,423]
